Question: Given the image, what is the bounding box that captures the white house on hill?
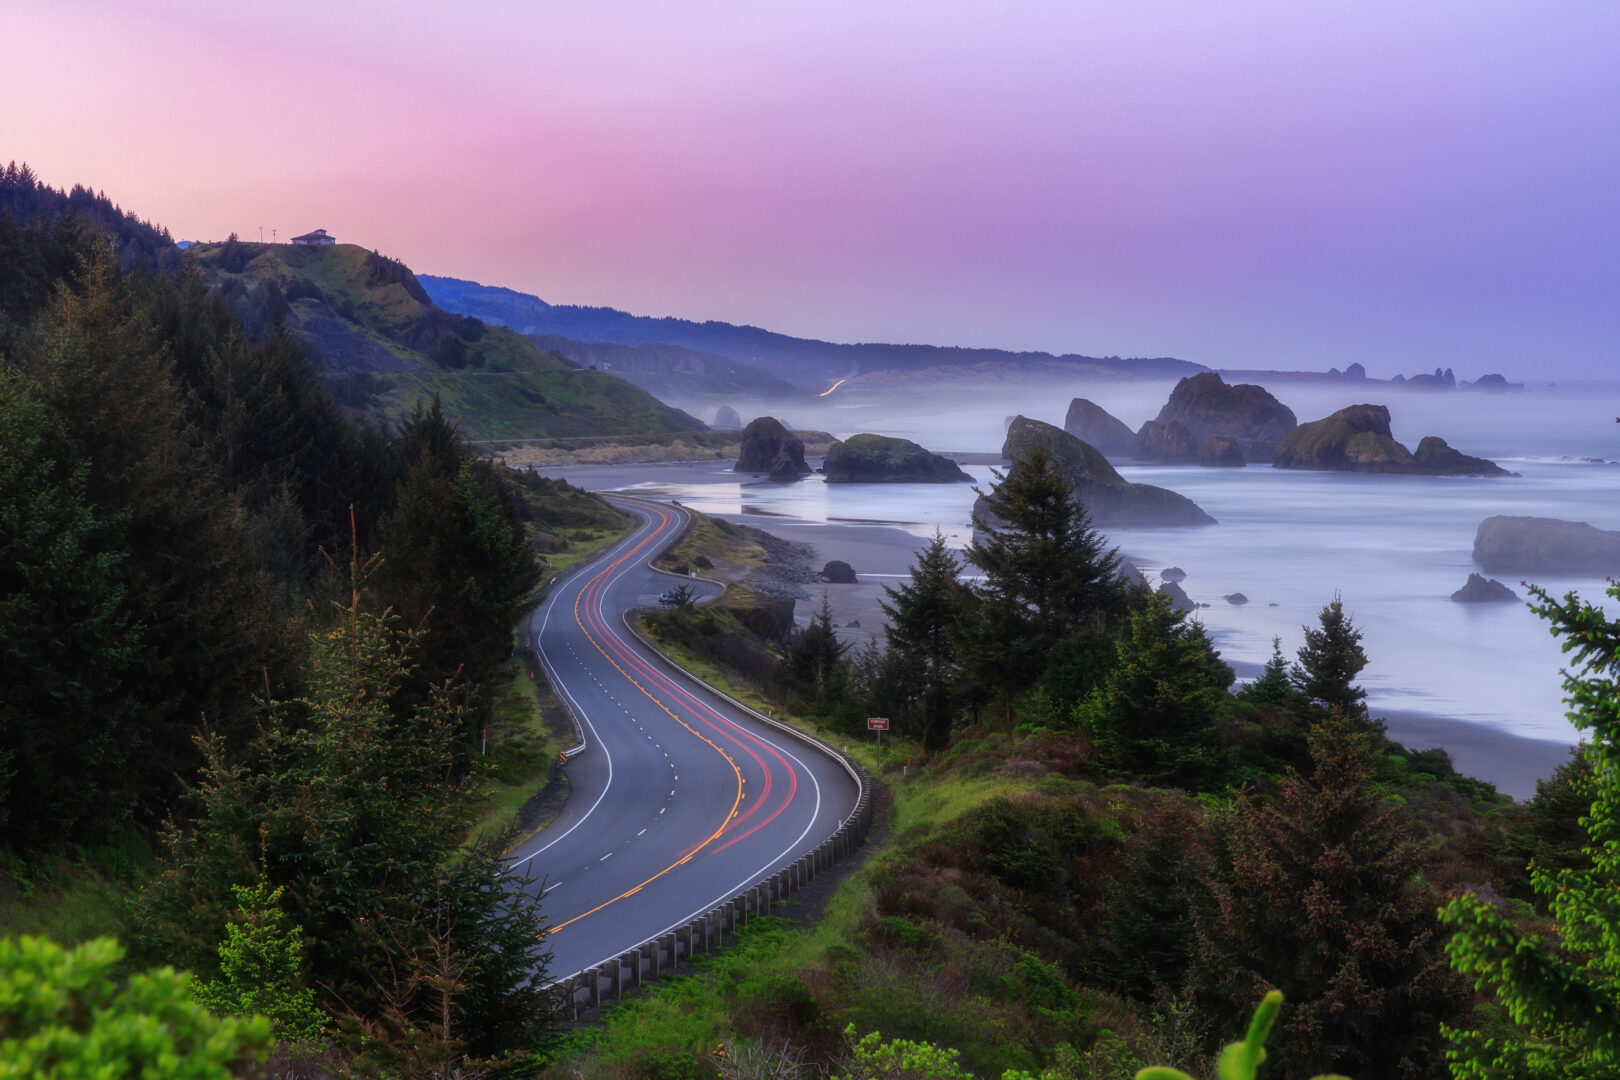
[290,228,336,246]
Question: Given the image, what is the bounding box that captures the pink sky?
[4,1,1617,379]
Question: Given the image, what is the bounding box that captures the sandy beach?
[538,460,1576,801]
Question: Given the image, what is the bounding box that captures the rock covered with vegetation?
[1149,372,1297,462]
[1272,403,1511,475]
[712,403,743,429]
[735,415,811,479]
[992,417,1215,526]
[822,432,973,483]
[1473,515,1620,574]
[1062,397,1137,458]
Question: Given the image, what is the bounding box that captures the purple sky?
[5,1,1618,379]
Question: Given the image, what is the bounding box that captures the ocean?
[592,377,1620,747]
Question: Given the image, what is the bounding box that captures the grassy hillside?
[189,241,705,439]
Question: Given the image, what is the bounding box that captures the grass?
[471,655,562,842]
[0,829,147,949]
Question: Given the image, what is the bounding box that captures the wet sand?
[536,460,1575,801]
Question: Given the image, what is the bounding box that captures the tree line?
[1,163,563,1069]
[681,443,1603,1079]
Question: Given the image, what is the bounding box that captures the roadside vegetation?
[3,161,1615,1078]
[614,448,1606,1080]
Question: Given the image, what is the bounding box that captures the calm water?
[601,379,1620,744]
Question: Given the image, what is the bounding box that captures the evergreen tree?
[1439,580,1620,1079]
[780,594,851,716]
[0,375,139,849]
[1293,595,1370,724]
[21,244,290,833]
[1077,591,1234,790]
[192,882,325,1042]
[1239,636,1299,709]
[137,551,552,1062]
[965,444,1124,719]
[1191,713,1464,1078]
[880,530,970,749]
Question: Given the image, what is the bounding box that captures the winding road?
[515,496,862,980]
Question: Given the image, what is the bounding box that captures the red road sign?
[867,717,890,731]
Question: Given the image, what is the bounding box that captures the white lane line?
[599,853,612,862]
[637,828,646,836]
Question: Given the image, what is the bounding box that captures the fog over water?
[650,377,1620,747]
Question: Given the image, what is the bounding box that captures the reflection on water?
[594,454,1620,744]
[576,383,1620,745]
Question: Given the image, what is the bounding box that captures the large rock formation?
[1412,436,1512,477]
[712,404,743,429]
[1135,419,1198,463]
[1148,372,1297,463]
[1451,574,1519,603]
[1063,398,1137,459]
[822,433,973,483]
[1473,516,1620,575]
[1198,436,1245,467]
[735,416,810,479]
[1272,404,1511,476]
[820,560,857,583]
[984,417,1215,527]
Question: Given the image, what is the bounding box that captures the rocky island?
[1062,398,1137,459]
[822,433,973,483]
[1271,404,1512,476]
[1137,372,1298,464]
[1473,516,1620,575]
[734,416,812,481]
[984,417,1215,527]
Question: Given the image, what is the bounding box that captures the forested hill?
[188,240,705,440]
[418,273,1209,392]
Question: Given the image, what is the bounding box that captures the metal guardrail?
[529,496,874,1015]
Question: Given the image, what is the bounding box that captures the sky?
[4,1,1618,380]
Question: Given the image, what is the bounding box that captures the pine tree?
[880,530,970,749]
[1191,713,1464,1078]
[965,444,1124,719]
[1077,591,1234,790]
[1293,594,1370,723]
[1439,580,1620,1079]
[780,594,851,716]
[0,374,140,849]
[137,548,552,1062]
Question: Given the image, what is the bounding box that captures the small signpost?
[867,717,889,762]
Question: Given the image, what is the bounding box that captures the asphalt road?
[515,496,861,980]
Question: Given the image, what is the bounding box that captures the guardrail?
[545,610,872,1019]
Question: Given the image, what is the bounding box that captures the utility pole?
[271,228,277,243]
[258,225,263,243]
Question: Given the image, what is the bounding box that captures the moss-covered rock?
[1273,404,1511,476]
[822,433,972,483]
[1413,436,1513,477]
[988,417,1215,527]
[736,416,810,477]
[1151,372,1297,462]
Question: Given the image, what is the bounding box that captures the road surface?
[515,495,861,979]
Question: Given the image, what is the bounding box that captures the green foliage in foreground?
[1138,991,1349,1080]
[0,935,271,1079]
[1439,579,1620,1079]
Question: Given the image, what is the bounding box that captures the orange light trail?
[818,379,846,397]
